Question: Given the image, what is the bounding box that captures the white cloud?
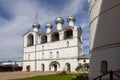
[83,38,89,47]
[0,0,89,60]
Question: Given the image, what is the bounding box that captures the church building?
[89,0,120,80]
[22,16,85,72]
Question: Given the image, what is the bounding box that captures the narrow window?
[56,51,59,58]
[101,60,108,73]
[28,54,30,60]
[67,41,69,47]
[41,64,45,71]
[50,52,52,58]
[42,53,44,59]
[66,63,71,72]
[42,45,44,50]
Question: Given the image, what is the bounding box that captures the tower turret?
[55,17,64,30]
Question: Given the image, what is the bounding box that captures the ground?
[15,74,75,80]
[0,71,56,80]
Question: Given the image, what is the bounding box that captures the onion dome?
[67,16,75,22]
[46,23,52,29]
[32,22,40,29]
[55,17,64,24]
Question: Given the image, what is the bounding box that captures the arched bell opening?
[41,34,47,44]
[64,28,73,39]
[51,32,59,42]
[27,34,34,46]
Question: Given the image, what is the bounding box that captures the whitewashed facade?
[23,16,85,72]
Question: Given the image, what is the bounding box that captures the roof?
[23,30,33,37]
[79,54,90,59]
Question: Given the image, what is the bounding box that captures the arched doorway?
[49,61,60,71]
[41,64,45,72]
[52,64,57,71]
[26,65,30,72]
[65,63,71,72]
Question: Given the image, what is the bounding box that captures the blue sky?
[0,0,89,61]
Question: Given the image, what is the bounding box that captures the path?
[0,71,56,80]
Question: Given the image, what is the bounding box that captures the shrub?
[61,70,67,75]
[72,73,88,80]
[75,64,82,72]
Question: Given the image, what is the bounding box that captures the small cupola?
[46,23,52,33]
[67,16,75,26]
[55,17,64,30]
[55,17,64,24]
[32,22,40,32]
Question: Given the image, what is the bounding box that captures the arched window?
[41,35,47,44]
[64,28,73,39]
[56,51,59,58]
[42,45,44,50]
[28,34,34,46]
[50,52,52,58]
[101,60,108,73]
[65,63,71,72]
[67,41,69,47]
[28,54,30,60]
[41,64,45,71]
[51,32,59,41]
[42,53,44,59]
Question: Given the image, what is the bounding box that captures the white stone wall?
[79,59,89,65]
[23,61,35,71]
[89,0,120,80]
[89,0,102,50]
[23,59,78,72]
